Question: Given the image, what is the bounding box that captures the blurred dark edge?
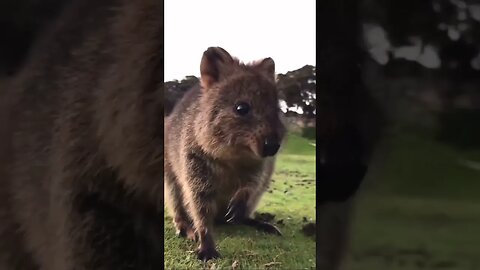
[317,0,386,268]
[316,0,385,209]
[0,0,73,76]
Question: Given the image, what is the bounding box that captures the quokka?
[165,47,286,261]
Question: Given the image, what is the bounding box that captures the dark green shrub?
[436,109,480,149]
[301,126,316,140]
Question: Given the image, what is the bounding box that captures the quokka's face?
[202,73,287,158]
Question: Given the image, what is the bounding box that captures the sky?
[164,0,316,81]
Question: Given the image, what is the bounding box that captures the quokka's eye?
[234,102,250,116]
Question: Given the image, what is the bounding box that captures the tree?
[277,65,316,118]
[164,75,199,115]
[361,0,480,79]
[361,0,480,146]
[166,67,318,119]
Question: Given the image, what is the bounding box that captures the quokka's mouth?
[226,140,279,159]
[229,144,263,159]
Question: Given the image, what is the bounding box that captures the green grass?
[164,133,316,269]
[345,130,480,270]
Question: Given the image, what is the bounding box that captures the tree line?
[164,65,316,117]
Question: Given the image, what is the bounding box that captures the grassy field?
[164,133,316,270]
[345,129,480,270]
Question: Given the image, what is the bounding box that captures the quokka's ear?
[254,57,276,82]
[200,47,235,89]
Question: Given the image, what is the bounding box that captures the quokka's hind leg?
[242,218,282,236]
[164,166,196,241]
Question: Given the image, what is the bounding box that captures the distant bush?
[436,109,480,149]
[301,127,316,140]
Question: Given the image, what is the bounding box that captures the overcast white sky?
[164,0,316,81]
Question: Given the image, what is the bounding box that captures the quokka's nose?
[262,137,280,157]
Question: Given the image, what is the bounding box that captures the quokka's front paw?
[224,198,247,224]
[196,246,221,261]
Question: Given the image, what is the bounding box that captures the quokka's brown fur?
[164,47,287,261]
[0,0,164,269]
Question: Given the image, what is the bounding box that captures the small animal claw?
[224,199,247,223]
[261,222,283,236]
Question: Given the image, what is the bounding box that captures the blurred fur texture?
[0,0,164,269]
